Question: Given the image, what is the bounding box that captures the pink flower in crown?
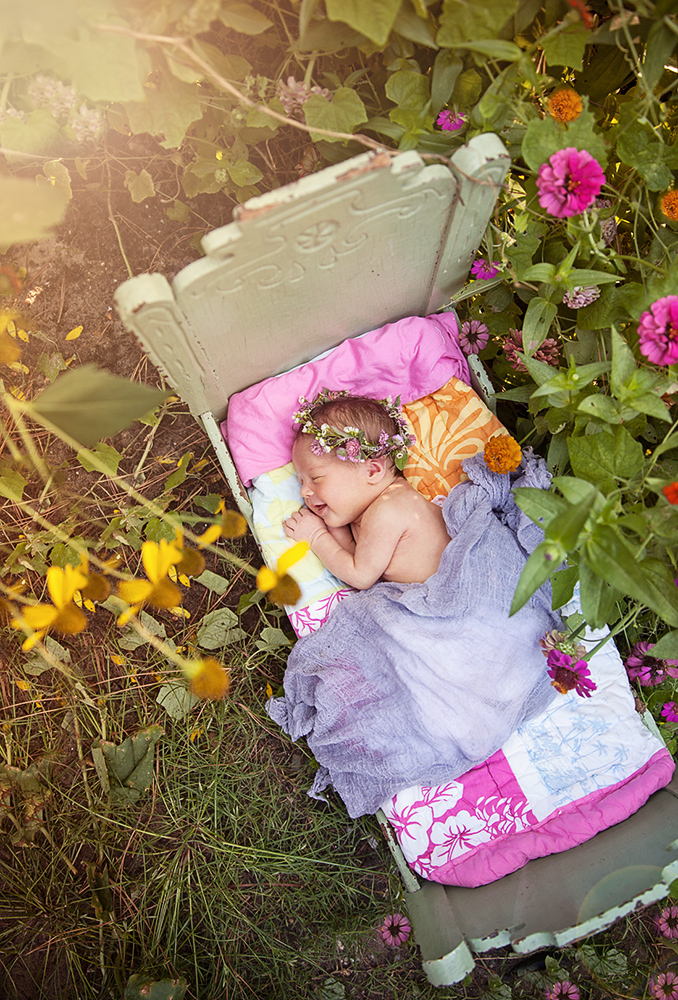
[437,109,466,131]
[638,296,678,367]
[537,147,605,218]
[625,642,678,686]
[546,649,596,697]
[343,438,361,461]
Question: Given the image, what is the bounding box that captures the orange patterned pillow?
[402,376,507,501]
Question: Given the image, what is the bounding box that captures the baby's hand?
[283,508,327,545]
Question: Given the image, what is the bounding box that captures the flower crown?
[293,388,415,471]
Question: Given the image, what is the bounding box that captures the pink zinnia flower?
[436,109,466,131]
[471,259,501,280]
[638,296,678,367]
[658,904,678,938]
[537,147,605,218]
[379,912,411,947]
[504,328,560,372]
[459,320,489,354]
[651,970,678,1000]
[625,642,678,686]
[546,649,597,698]
[663,702,678,722]
[546,981,580,1000]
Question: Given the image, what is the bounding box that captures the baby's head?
[293,389,413,474]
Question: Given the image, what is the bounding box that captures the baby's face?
[292,436,370,528]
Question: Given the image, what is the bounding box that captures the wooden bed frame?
[114,137,678,986]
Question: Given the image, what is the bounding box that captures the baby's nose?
[300,482,313,499]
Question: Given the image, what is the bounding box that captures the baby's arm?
[284,504,403,589]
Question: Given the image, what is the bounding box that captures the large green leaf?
[303,87,368,142]
[610,325,636,394]
[29,365,168,447]
[219,1,273,34]
[510,540,565,616]
[545,494,595,551]
[513,487,567,528]
[652,631,678,659]
[325,0,402,45]
[0,176,69,246]
[385,69,429,110]
[124,61,202,149]
[541,22,590,71]
[584,527,678,628]
[437,0,519,47]
[568,426,644,494]
[521,108,606,171]
[522,297,557,354]
[579,559,619,629]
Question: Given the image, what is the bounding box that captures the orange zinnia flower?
[548,88,583,124]
[661,191,678,222]
[484,435,523,475]
[663,481,678,505]
[182,657,231,700]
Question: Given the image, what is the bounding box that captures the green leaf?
[124,62,202,149]
[576,394,622,424]
[551,564,578,608]
[156,682,201,721]
[552,476,598,504]
[577,944,628,980]
[394,6,438,48]
[325,0,401,45]
[579,559,618,628]
[219,1,273,34]
[510,540,565,616]
[386,69,430,110]
[522,296,557,354]
[165,451,192,492]
[460,39,522,60]
[513,487,567,528]
[194,570,230,594]
[522,263,557,283]
[124,169,156,203]
[303,87,368,142]
[626,392,672,423]
[36,351,69,382]
[437,0,519,48]
[38,160,73,202]
[506,230,543,278]
[584,527,678,628]
[197,607,245,649]
[97,725,163,804]
[521,107,606,171]
[226,158,264,186]
[145,516,178,544]
[0,176,69,246]
[652,631,678,659]
[541,22,590,70]
[568,427,644,494]
[29,365,168,447]
[166,200,190,223]
[610,325,636,394]
[0,464,27,502]
[545,494,595,551]
[76,442,122,475]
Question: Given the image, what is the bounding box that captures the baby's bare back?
[355,480,450,585]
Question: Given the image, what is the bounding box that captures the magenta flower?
[625,642,678,686]
[662,702,678,723]
[658,905,678,939]
[537,147,605,218]
[546,981,580,1000]
[459,320,489,355]
[471,259,501,280]
[638,296,678,367]
[437,109,466,131]
[379,912,411,947]
[546,649,597,698]
[651,970,678,1000]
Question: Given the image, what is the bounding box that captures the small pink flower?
[547,649,596,698]
[437,109,466,131]
[658,904,678,938]
[562,286,601,309]
[638,296,678,367]
[471,259,501,280]
[651,970,678,1000]
[459,320,489,354]
[504,328,560,372]
[662,702,678,723]
[625,642,678,686]
[343,438,361,461]
[379,912,411,947]
[537,147,605,218]
[546,981,580,1000]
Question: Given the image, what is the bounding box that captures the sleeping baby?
[283,389,449,588]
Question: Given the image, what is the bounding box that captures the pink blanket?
[224,313,468,485]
